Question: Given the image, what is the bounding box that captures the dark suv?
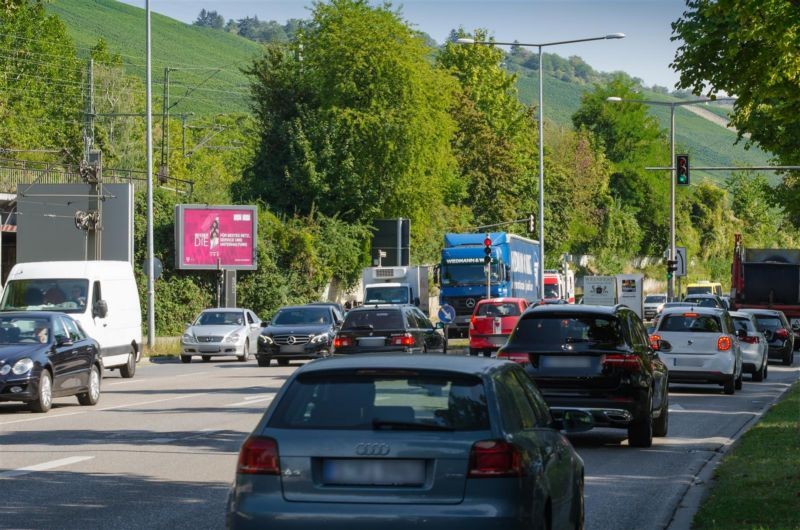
[333,305,447,354]
[739,309,795,365]
[497,304,669,448]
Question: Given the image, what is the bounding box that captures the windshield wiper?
[372,419,454,431]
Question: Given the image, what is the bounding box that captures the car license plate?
[489,335,508,346]
[541,356,592,368]
[322,459,425,486]
[357,337,386,348]
[674,357,705,367]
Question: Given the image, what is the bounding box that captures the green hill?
[46,0,262,115]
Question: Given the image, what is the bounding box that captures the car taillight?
[238,436,280,475]
[468,439,523,478]
[775,328,790,340]
[603,354,641,372]
[391,333,415,346]
[469,316,476,330]
[741,335,758,344]
[717,336,732,351]
[496,351,529,364]
[649,334,661,349]
[333,336,352,348]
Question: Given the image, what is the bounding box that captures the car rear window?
[269,372,490,431]
[684,297,720,308]
[754,315,783,331]
[732,317,755,333]
[507,314,623,352]
[645,295,666,303]
[342,310,404,331]
[476,302,522,317]
[659,314,722,333]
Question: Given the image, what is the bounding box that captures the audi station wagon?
[226,355,590,530]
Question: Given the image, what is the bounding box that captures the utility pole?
[146,0,156,348]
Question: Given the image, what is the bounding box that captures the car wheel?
[180,355,191,364]
[277,358,290,367]
[735,371,743,390]
[627,407,653,448]
[572,476,585,530]
[238,341,249,362]
[29,370,53,413]
[653,397,669,437]
[468,348,479,356]
[120,351,136,378]
[201,355,212,362]
[752,361,765,382]
[77,365,101,406]
[723,374,735,395]
[256,356,270,367]
[782,351,793,366]
[482,350,492,357]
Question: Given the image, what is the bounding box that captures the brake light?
[603,354,641,372]
[468,439,523,478]
[775,328,790,340]
[717,336,732,351]
[333,336,352,348]
[238,436,280,475]
[496,351,530,364]
[649,334,661,349]
[684,313,699,317]
[391,333,415,346]
[741,335,758,344]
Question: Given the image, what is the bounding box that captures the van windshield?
[0,279,89,314]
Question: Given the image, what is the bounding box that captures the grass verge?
[142,336,181,358]
[692,382,800,529]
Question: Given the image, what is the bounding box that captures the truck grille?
[273,334,311,345]
[196,336,223,343]
[443,296,485,315]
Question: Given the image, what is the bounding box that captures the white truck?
[361,266,430,314]
[543,268,576,303]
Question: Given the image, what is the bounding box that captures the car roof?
[729,311,756,319]
[201,308,244,313]
[347,304,409,312]
[738,308,784,316]
[296,353,511,377]
[684,294,721,299]
[660,306,724,315]
[524,303,620,316]
[276,305,328,312]
[477,297,528,304]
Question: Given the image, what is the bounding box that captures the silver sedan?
[181,308,261,363]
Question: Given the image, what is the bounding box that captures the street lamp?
[606,96,737,301]
[458,34,625,299]
[146,0,155,348]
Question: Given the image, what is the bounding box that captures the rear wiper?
[372,419,454,431]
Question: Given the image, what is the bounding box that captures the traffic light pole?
[669,105,676,302]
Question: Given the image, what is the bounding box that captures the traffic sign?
[438,304,456,324]
[675,246,687,277]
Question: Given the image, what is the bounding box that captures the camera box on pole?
[616,274,644,319]
[583,276,617,306]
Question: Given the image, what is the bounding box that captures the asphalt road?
[0,353,797,530]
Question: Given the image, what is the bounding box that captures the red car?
[468,298,529,356]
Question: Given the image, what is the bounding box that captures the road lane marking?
[0,456,94,479]
[223,396,274,408]
[106,372,210,386]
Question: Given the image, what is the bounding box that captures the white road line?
[106,372,210,386]
[0,456,94,479]
[223,397,274,408]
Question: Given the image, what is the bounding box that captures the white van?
[0,261,142,377]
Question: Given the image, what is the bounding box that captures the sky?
[121,0,687,88]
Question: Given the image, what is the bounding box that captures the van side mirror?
[93,300,108,319]
[413,297,421,307]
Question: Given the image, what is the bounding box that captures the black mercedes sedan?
[256,305,341,367]
[0,312,102,413]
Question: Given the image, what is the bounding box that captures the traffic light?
[527,213,535,234]
[483,235,492,265]
[676,154,690,186]
[666,259,677,279]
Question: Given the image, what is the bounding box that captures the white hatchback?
[651,306,743,394]
[730,311,768,382]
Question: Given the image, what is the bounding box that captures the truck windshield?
[0,279,89,314]
[442,263,499,286]
[364,286,408,304]
[543,284,560,298]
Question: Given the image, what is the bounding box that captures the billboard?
[175,205,257,270]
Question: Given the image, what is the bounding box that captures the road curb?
[665,370,799,530]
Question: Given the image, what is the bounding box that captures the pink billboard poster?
[181,208,255,267]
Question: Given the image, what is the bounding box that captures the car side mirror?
[654,339,672,352]
[261,320,270,328]
[553,409,593,433]
[93,299,108,319]
[55,334,72,347]
[792,322,800,332]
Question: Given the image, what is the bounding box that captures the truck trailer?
[435,232,539,337]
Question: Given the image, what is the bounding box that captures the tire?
[77,365,101,406]
[277,358,290,367]
[572,476,585,530]
[120,351,136,378]
[628,408,653,448]
[653,397,669,437]
[782,351,793,366]
[723,374,735,395]
[29,370,53,413]
[735,371,743,390]
[468,348,479,356]
[201,355,212,362]
[238,341,249,362]
[482,350,492,357]
[752,361,765,382]
[256,356,270,367]
[180,355,191,364]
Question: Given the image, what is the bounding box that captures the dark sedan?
[226,355,590,530]
[0,312,101,413]
[739,309,795,365]
[333,305,446,354]
[257,305,340,367]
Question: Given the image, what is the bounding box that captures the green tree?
[671,0,800,224]
[194,9,225,30]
